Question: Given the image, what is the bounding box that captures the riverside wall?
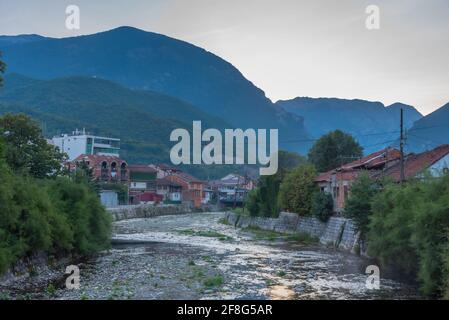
[107,204,193,221]
[224,211,361,253]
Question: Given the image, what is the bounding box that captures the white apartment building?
[52,129,120,161]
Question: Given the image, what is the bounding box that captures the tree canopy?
[308,130,363,172]
[0,113,65,178]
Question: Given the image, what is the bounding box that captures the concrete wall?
[224,211,361,253]
[108,204,192,221]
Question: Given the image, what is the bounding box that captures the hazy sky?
[1,0,448,115]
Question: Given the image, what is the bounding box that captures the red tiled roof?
[315,148,401,183]
[383,144,449,182]
[128,165,156,173]
[173,172,203,184]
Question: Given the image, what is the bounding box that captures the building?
[156,177,183,203]
[316,145,449,214]
[72,154,129,183]
[209,173,254,206]
[166,172,204,208]
[315,148,401,213]
[133,192,163,205]
[149,164,182,179]
[378,144,449,182]
[128,165,157,204]
[52,129,120,161]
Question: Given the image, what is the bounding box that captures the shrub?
[311,192,334,222]
[278,164,317,216]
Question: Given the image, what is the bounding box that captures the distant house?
[52,129,120,161]
[134,192,163,205]
[71,154,129,183]
[156,177,183,203]
[100,190,119,208]
[128,165,157,204]
[166,172,204,208]
[149,164,182,179]
[209,173,254,206]
[315,148,401,213]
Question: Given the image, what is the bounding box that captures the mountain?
[0,26,310,152]
[276,97,423,153]
[405,102,449,153]
[0,74,230,167]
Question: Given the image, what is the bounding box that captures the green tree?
[0,113,65,178]
[308,130,363,172]
[278,164,317,216]
[343,173,382,239]
[245,189,260,217]
[311,192,334,222]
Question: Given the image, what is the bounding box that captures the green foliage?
[245,151,307,218]
[0,113,65,178]
[368,175,449,297]
[0,116,111,274]
[344,173,382,238]
[311,192,334,222]
[278,164,317,216]
[245,189,261,217]
[308,130,363,172]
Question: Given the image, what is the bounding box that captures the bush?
[368,175,449,297]
[278,164,317,216]
[0,174,111,273]
[344,173,382,239]
[311,192,333,222]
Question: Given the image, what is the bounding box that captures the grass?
[178,229,233,241]
[244,225,319,244]
[285,232,319,245]
[204,275,224,288]
[244,225,280,241]
[276,271,286,277]
[218,217,231,226]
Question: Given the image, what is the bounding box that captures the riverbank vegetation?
[0,113,111,274]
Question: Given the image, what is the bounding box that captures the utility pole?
[400,108,405,184]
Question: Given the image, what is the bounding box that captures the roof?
[382,144,449,182]
[315,148,401,183]
[173,172,203,184]
[128,165,157,173]
[74,154,125,164]
[156,177,182,187]
[155,163,182,172]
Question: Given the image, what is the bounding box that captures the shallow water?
[54,212,418,300]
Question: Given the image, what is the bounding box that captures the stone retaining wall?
[108,204,192,221]
[224,211,361,252]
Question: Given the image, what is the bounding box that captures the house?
[316,145,449,213]
[209,173,254,206]
[166,172,204,208]
[71,154,129,183]
[156,177,183,203]
[149,163,182,179]
[128,165,157,204]
[315,148,401,213]
[52,129,120,161]
[378,144,449,182]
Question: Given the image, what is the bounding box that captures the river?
[40,211,417,300]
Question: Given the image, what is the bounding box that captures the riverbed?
[47,212,416,300]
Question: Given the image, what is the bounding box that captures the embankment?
[224,211,362,253]
[107,204,193,221]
